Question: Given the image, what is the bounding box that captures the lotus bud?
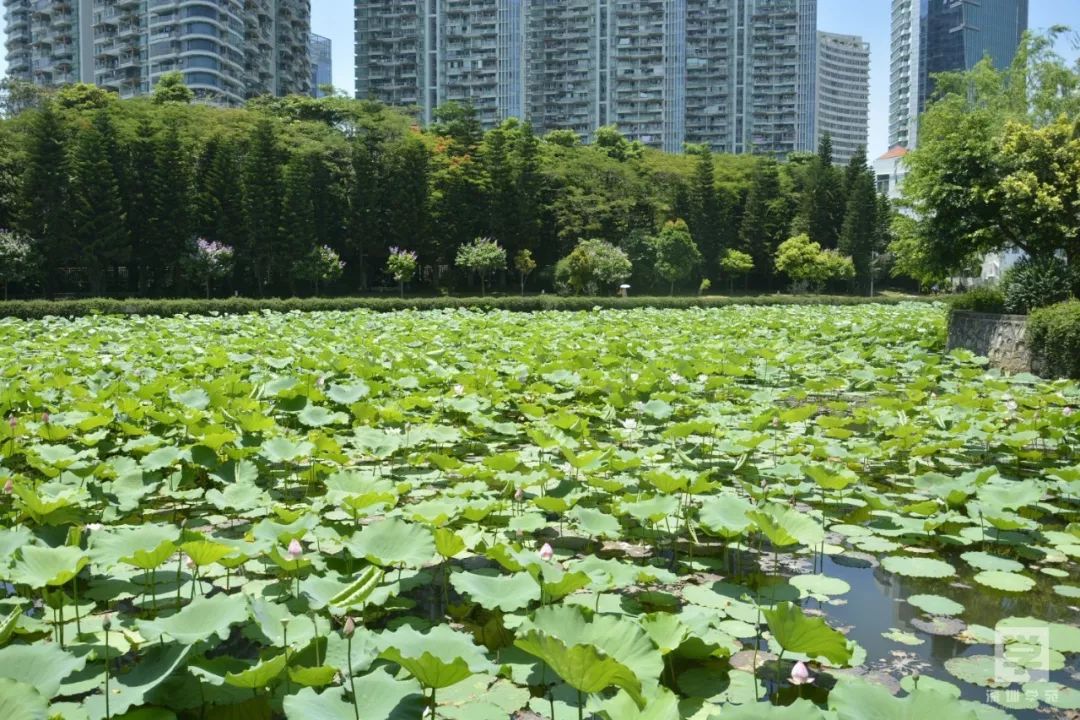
[287,538,303,559]
[514,487,524,502]
[539,542,554,561]
[41,412,49,424]
[2,478,12,495]
[7,415,15,429]
[184,554,195,570]
[453,384,465,396]
[343,616,356,638]
[1064,407,1073,417]
[789,660,812,686]
[102,615,112,631]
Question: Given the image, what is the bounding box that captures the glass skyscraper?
[889,0,1028,148]
[310,33,332,97]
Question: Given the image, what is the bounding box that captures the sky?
[313,0,1080,155]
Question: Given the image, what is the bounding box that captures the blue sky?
[314,1,1080,155]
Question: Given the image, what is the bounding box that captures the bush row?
[946,287,1007,315]
[0,294,935,320]
[1028,300,1080,380]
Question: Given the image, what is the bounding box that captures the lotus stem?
[577,689,584,720]
[103,622,111,719]
[72,574,82,637]
[346,631,359,720]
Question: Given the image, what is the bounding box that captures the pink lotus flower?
[287,538,303,560]
[7,415,15,429]
[789,660,812,686]
[1064,407,1074,417]
[538,543,554,561]
[514,487,524,501]
[2,478,12,495]
[343,616,355,638]
[41,412,49,424]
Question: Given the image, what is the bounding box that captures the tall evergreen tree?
[242,119,284,294]
[839,147,878,295]
[19,102,68,294]
[738,158,789,289]
[279,151,317,293]
[125,118,158,293]
[688,145,722,274]
[68,111,126,293]
[149,120,190,294]
[797,133,845,249]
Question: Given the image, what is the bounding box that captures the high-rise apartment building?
[355,0,848,158]
[310,32,331,97]
[3,0,311,104]
[888,0,1027,148]
[815,31,869,164]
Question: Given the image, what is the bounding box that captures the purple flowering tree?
[386,247,418,298]
[190,238,234,298]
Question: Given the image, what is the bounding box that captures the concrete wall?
[947,311,1041,374]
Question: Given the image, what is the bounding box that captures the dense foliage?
[1028,299,1080,379]
[897,29,1080,298]
[0,82,892,299]
[0,304,1076,720]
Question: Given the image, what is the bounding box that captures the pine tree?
[242,119,284,294]
[68,111,126,294]
[738,158,789,290]
[279,151,317,293]
[149,121,190,294]
[839,148,878,295]
[125,118,158,294]
[798,133,845,250]
[689,145,722,274]
[19,103,68,293]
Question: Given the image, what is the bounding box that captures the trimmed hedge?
[0,294,934,319]
[1028,299,1080,380]
[946,287,1007,315]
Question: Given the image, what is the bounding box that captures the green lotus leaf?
[763,601,852,666]
[288,665,338,688]
[944,654,1027,687]
[805,465,858,491]
[829,677,979,719]
[172,388,210,410]
[960,552,1024,573]
[326,381,370,405]
[180,539,233,568]
[141,446,183,471]
[137,593,249,644]
[882,629,924,646]
[260,437,313,463]
[601,686,682,720]
[748,504,825,548]
[1022,681,1080,710]
[450,570,540,612]
[298,405,347,427]
[789,574,851,599]
[436,675,531,720]
[0,643,87,698]
[514,630,644,707]
[433,528,466,558]
[223,652,287,690]
[376,624,493,690]
[711,699,826,719]
[347,518,435,568]
[0,678,48,720]
[881,555,956,579]
[907,594,965,616]
[697,495,753,538]
[899,674,961,697]
[90,524,179,570]
[973,571,1035,593]
[11,545,88,588]
[567,506,622,539]
[82,643,193,719]
[1053,584,1080,598]
[0,604,22,647]
[283,667,423,720]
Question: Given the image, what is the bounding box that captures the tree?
[188,239,234,298]
[19,102,68,294]
[796,134,845,249]
[304,245,345,295]
[554,239,632,295]
[193,135,245,292]
[242,119,284,294]
[650,219,702,295]
[455,237,506,296]
[719,249,754,293]
[688,145,723,271]
[838,148,878,295]
[153,72,194,104]
[67,111,127,293]
[280,151,318,293]
[775,234,855,292]
[0,230,35,299]
[738,158,790,289]
[513,248,536,296]
[901,31,1080,276]
[593,125,644,162]
[149,121,191,294]
[386,246,418,298]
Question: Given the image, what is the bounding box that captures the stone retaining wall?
[946,311,1040,374]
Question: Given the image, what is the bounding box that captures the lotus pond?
[0,304,1077,720]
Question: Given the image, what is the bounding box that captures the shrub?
[1028,299,1080,379]
[0,294,937,320]
[554,239,632,295]
[775,234,855,291]
[948,286,1006,314]
[455,237,507,296]
[1000,255,1072,314]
